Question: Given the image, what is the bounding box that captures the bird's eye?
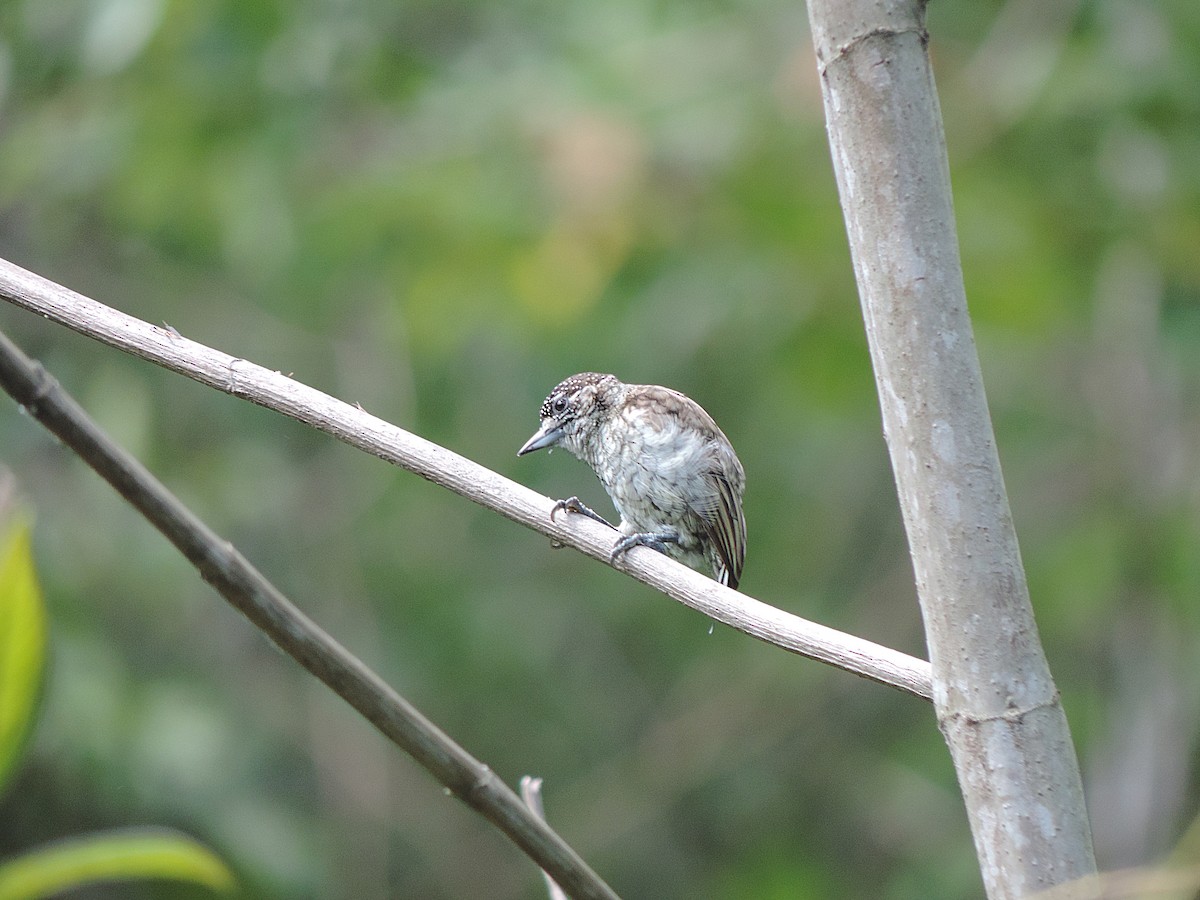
[551,396,569,415]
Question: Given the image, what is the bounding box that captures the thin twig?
[521,777,570,900]
[0,327,621,900]
[0,256,932,699]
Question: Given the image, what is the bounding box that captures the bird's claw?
[550,496,612,527]
[550,502,684,568]
[610,531,681,563]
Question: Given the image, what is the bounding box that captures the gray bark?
[804,1,1097,896]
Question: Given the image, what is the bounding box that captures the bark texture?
[804,1,1096,895]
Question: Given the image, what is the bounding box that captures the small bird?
[518,372,746,588]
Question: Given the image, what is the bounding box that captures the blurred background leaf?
[0,0,1198,897]
[0,501,44,796]
[0,828,235,900]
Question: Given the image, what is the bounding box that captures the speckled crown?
[540,372,617,418]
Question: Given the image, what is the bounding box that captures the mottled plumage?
[518,372,746,588]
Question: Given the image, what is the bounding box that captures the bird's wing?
[701,465,746,590]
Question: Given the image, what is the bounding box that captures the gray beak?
[518,420,564,456]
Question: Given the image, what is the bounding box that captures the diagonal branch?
[0,325,621,900]
[0,255,932,700]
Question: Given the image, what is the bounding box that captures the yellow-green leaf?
[0,828,236,900]
[0,519,45,794]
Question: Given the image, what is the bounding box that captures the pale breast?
[594,405,720,532]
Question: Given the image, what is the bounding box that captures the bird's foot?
[610,530,682,563]
[550,496,613,528]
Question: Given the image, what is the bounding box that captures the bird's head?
[518,372,619,457]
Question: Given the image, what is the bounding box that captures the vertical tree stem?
[804,1,1096,896]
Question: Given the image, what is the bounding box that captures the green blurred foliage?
[0,828,236,899]
[0,515,45,796]
[0,496,234,897]
[0,0,1198,897]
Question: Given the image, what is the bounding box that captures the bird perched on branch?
[518,372,746,589]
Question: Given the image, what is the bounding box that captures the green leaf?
[0,828,237,899]
[0,519,45,795]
